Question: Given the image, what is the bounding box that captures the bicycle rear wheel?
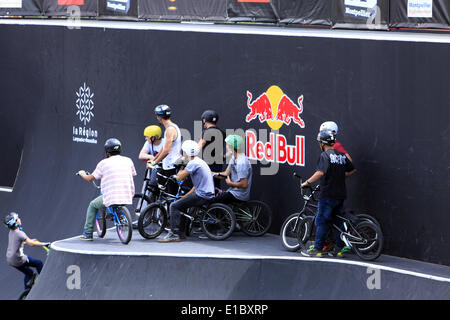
[115,206,133,245]
[239,200,273,237]
[201,203,236,240]
[351,220,383,261]
[356,213,381,229]
[95,208,107,238]
[138,203,167,239]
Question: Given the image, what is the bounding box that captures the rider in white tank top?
[162,123,182,170]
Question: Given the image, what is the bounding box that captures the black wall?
[0,25,449,298]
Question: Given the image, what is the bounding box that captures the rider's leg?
[314,199,337,250]
[83,196,105,237]
[26,256,43,274]
[15,262,35,289]
[148,168,159,202]
[331,200,346,249]
[213,191,239,204]
[169,193,208,235]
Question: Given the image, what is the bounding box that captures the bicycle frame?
[329,215,369,248]
[89,178,127,228]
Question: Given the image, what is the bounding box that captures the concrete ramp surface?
[27,234,450,300]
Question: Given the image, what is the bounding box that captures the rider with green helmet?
[213,134,252,204]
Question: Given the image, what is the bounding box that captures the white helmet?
[182,140,200,157]
[320,121,338,134]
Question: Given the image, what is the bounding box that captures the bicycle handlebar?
[214,173,227,179]
[76,170,100,189]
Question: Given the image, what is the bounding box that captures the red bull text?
[246,131,305,167]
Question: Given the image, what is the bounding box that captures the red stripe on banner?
[238,0,270,2]
[58,0,84,5]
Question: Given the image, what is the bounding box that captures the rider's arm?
[78,170,95,182]
[346,169,356,177]
[176,169,190,182]
[153,127,176,164]
[301,171,324,188]
[25,238,47,247]
[197,139,206,151]
[139,146,154,161]
[213,167,231,177]
[226,177,248,189]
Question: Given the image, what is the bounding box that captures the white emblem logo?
[76,82,94,125]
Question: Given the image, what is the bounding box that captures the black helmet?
[201,110,219,124]
[317,130,336,146]
[154,105,172,119]
[4,212,19,229]
[105,138,122,155]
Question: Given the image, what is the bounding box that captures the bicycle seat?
[109,205,126,210]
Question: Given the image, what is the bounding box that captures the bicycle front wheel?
[116,206,133,245]
[95,208,107,238]
[132,193,153,218]
[239,200,273,237]
[138,203,167,239]
[201,203,236,240]
[280,213,306,252]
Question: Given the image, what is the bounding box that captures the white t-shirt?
[143,139,164,156]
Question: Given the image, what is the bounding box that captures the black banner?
[390,0,450,29]
[139,0,226,21]
[98,0,137,20]
[0,0,43,16]
[332,0,390,30]
[43,0,97,16]
[275,0,331,26]
[227,0,278,22]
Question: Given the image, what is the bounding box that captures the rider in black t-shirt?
[300,130,356,258]
[197,110,226,188]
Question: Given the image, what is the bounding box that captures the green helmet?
[225,134,244,151]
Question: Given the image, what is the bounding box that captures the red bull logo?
[244,86,306,167]
[245,85,305,130]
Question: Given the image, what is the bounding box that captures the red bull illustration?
[276,95,305,127]
[245,85,304,130]
[245,91,273,123]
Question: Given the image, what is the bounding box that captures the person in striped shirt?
[78,138,136,241]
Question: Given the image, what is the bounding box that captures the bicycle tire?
[351,220,383,261]
[138,203,167,239]
[95,208,107,238]
[280,213,308,252]
[239,200,273,237]
[296,215,315,251]
[116,206,133,245]
[201,203,236,241]
[356,213,381,229]
[132,193,153,218]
